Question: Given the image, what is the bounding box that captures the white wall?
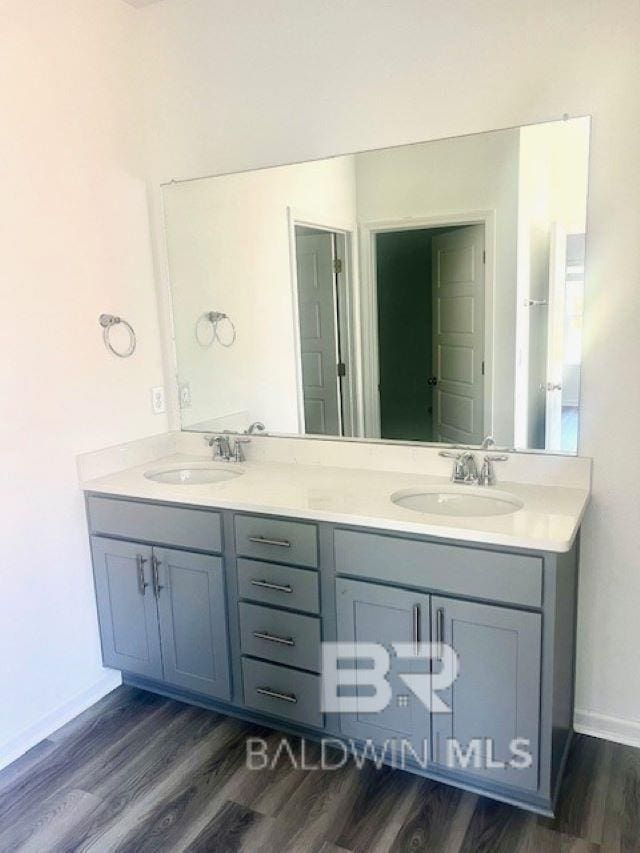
[355,132,520,445]
[0,0,166,767]
[163,156,356,432]
[137,0,640,743]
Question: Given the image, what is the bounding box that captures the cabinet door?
[336,578,431,761]
[431,596,541,791]
[91,536,163,680]
[155,548,231,700]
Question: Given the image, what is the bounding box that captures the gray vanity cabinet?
[431,596,541,792]
[90,535,230,700]
[91,537,163,680]
[155,548,230,700]
[86,494,578,816]
[336,578,432,759]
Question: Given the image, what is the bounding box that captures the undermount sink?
[144,464,243,485]
[391,486,523,517]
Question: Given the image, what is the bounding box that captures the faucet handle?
[479,454,508,486]
[232,436,251,462]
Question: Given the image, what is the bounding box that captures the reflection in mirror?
[163,116,590,454]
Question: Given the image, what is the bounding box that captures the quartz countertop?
[82,452,590,553]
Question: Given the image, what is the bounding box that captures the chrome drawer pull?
[253,630,295,647]
[250,579,293,594]
[136,554,149,596]
[248,535,291,548]
[437,607,445,657]
[256,686,297,704]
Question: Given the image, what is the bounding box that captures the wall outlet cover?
[179,382,192,408]
[151,386,166,415]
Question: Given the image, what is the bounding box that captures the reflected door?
[432,225,485,444]
[545,223,567,451]
[295,229,341,435]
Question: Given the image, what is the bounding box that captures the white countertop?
[82,452,590,553]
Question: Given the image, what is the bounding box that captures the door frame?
[359,210,496,440]
[287,207,362,436]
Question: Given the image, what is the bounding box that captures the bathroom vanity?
[82,444,589,816]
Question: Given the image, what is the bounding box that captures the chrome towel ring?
[99,314,136,358]
[196,310,237,348]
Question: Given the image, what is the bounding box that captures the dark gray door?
[336,578,431,761]
[155,548,230,700]
[91,536,163,680]
[431,596,541,791]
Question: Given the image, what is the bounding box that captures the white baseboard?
[0,671,122,772]
[574,708,640,748]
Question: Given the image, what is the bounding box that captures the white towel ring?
[99,314,136,358]
[196,311,237,348]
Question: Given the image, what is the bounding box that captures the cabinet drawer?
[88,496,222,553]
[334,529,542,608]
[237,559,320,614]
[242,657,323,729]
[235,515,318,567]
[239,602,321,672]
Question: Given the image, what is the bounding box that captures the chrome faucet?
[207,434,231,461]
[206,434,250,463]
[439,448,508,485]
[439,449,479,484]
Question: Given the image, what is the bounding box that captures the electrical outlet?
[151,386,166,415]
[179,382,192,409]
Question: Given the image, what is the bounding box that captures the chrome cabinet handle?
[248,535,291,548]
[152,555,164,598]
[256,687,297,704]
[250,579,293,594]
[413,604,420,655]
[437,607,445,656]
[253,630,295,647]
[136,555,148,596]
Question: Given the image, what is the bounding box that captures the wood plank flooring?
[0,686,637,852]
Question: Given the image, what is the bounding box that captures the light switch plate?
[179,382,192,409]
[151,386,166,415]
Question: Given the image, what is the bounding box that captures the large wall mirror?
[163,116,590,454]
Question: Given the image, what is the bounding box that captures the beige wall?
[138,0,640,742]
[0,0,166,766]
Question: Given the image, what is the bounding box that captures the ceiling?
[121,0,166,8]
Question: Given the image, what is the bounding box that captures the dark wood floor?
[0,686,637,852]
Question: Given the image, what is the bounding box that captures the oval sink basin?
[391,487,523,517]
[144,464,243,485]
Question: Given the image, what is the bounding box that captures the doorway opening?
[375,223,486,444]
[293,224,354,437]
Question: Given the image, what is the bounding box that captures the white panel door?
[432,225,485,444]
[545,223,567,451]
[295,231,341,435]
